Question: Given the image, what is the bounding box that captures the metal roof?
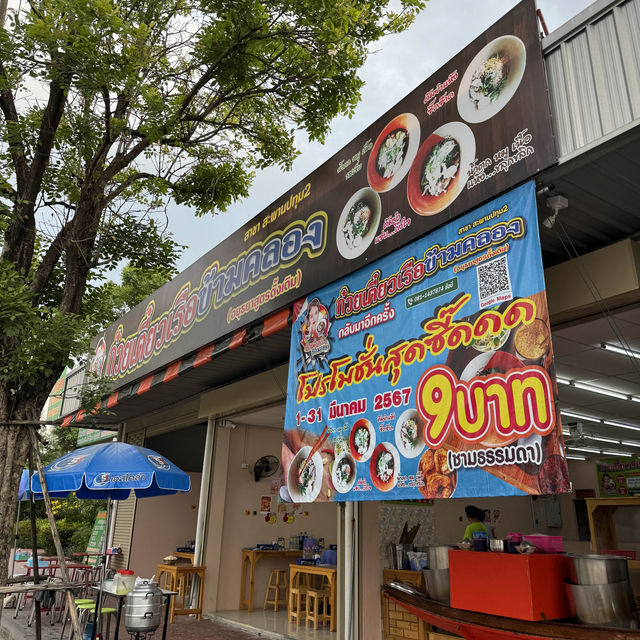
[538,0,640,266]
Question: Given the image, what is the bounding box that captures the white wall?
[205,423,338,612]
[128,472,201,579]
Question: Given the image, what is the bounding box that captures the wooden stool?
[288,586,308,625]
[157,563,205,622]
[305,587,331,629]
[264,569,288,611]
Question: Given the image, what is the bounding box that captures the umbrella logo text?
[147,455,170,470]
[51,454,88,471]
[94,473,110,487]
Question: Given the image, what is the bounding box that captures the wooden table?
[239,549,302,612]
[289,563,337,632]
[383,585,640,639]
[157,563,205,623]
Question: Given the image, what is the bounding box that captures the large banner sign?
[88,0,556,390]
[282,182,570,501]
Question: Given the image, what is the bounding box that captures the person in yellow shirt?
[463,505,490,540]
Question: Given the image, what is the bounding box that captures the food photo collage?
[335,32,528,263]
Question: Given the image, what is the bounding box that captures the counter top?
[382,585,640,639]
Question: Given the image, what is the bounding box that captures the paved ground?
[0,608,272,640]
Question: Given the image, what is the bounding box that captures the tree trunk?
[0,391,47,605]
[0,425,32,604]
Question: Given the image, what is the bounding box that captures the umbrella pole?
[91,496,111,640]
[28,454,41,640]
[11,500,20,578]
[28,427,83,640]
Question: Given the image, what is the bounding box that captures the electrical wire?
[553,217,640,382]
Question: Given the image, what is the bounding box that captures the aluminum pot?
[427,546,455,569]
[423,568,450,604]
[568,554,630,585]
[125,580,163,633]
[565,580,638,628]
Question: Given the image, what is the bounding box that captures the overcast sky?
[167,0,595,272]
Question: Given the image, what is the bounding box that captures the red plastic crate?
[449,550,572,621]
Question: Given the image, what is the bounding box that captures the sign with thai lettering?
[87,0,555,393]
[598,457,640,497]
[282,182,570,501]
[85,511,107,566]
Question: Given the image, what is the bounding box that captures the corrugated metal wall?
[111,430,145,570]
[544,0,640,160]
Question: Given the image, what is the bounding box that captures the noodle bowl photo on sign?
[394,408,426,458]
[287,446,323,503]
[457,35,526,123]
[349,418,376,462]
[407,122,475,215]
[367,113,420,193]
[369,442,400,491]
[332,451,357,493]
[336,187,381,259]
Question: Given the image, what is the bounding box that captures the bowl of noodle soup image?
[287,446,323,503]
[407,122,475,216]
[332,451,357,494]
[394,409,426,459]
[457,35,526,124]
[336,188,381,260]
[349,418,376,462]
[367,113,420,193]
[369,442,400,492]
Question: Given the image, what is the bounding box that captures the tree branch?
[29,221,71,299]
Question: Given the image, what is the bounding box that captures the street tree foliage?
[0,0,425,583]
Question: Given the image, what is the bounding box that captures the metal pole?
[91,496,112,640]
[190,416,216,609]
[28,454,41,640]
[193,416,216,566]
[344,501,354,640]
[11,500,21,578]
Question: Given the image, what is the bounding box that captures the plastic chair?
[66,603,117,640]
[26,578,61,627]
[58,597,93,638]
[264,569,288,611]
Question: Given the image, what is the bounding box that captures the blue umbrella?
[11,469,32,577]
[30,441,191,499]
[31,441,190,640]
[18,468,30,501]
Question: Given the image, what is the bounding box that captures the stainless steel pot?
[489,539,507,553]
[568,554,630,585]
[565,579,638,628]
[423,568,450,604]
[125,580,163,633]
[427,545,455,569]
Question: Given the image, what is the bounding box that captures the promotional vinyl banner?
[282,182,570,502]
[87,0,556,391]
[598,458,640,497]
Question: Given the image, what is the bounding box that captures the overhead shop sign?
[282,182,570,501]
[88,0,555,390]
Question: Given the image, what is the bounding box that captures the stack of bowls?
[565,554,638,628]
[423,546,454,604]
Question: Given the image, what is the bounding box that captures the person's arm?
[463,524,473,540]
